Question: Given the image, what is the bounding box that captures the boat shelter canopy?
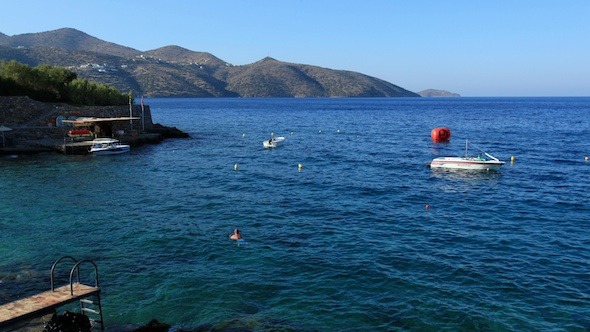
[62,117,140,127]
[62,117,140,138]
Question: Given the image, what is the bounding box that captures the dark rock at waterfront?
[43,311,91,332]
[147,124,190,139]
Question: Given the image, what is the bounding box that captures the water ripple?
[1,98,589,330]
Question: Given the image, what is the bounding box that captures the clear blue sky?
[1,0,589,96]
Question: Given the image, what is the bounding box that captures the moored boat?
[89,138,130,155]
[263,136,285,148]
[430,140,505,170]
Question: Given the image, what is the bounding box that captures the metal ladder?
[51,256,105,330]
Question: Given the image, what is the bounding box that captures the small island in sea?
[417,89,460,97]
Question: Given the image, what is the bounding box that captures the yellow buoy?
[234,163,239,171]
[511,156,515,163]
[298,163,303,171]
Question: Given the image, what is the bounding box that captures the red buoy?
[431,127,451,142]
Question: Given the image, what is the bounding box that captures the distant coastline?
[0,28,420,99]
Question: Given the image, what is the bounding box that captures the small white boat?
[263,136,285,148]
[430,140,505,170]
[89,138,130,155]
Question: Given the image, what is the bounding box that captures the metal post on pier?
[141,96,145,132]
[128,93,133,132]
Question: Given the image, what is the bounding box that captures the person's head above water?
[230,228,242,240]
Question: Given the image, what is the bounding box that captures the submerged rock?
[133,319,171,332]
[43,311,91,332]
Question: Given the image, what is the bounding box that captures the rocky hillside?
[1,27,138,58]
[0,28,419,98]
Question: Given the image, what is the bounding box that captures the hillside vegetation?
[0,28,419,98]
[0,60,129,105]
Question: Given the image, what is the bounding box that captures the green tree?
[36,64,77,101]
[0,60,128,105]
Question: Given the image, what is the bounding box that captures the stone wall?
[0,96,154,142]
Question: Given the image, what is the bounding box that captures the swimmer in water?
[229,228,242,240]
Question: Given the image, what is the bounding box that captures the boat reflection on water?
[430,166,502,180]
[429,167,503,195]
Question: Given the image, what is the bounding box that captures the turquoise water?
[1,97,589,331]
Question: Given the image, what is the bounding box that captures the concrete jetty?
[20,133,164,155]
[0,96,188,155]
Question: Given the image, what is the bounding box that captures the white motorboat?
[263,136,285,148]
[89,138,130,155]
[430,140,505,170]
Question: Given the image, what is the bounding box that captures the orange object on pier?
[67,129,94,138]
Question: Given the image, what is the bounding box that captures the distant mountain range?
[0,28,422,98]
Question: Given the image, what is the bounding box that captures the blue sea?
[1,97,589,331]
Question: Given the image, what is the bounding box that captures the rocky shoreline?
[0,96,188,154]
[17,313,295,332]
